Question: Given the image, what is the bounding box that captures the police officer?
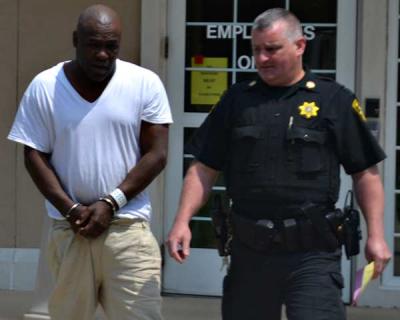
[167,8,391,320]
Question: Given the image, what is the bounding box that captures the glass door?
[164,0,356,299]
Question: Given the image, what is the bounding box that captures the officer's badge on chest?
[298,101,320,119]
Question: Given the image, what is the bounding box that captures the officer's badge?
[306,81,316,89]
[298,102,319,119]
[352,99,367,121]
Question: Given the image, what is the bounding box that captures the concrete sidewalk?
[162,295,400,320]
[1,290,400,319]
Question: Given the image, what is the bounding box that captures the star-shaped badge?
[298,102,320,119]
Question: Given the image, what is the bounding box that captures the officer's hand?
[166,221,192,263]
[78,201,113,239]
[66,205,92,234]
[365,236,392,278]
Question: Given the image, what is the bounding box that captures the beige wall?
[0,0,18,247]
[1,0,141,248]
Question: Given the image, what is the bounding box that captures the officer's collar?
[296,70,320,93]
[246,70,320,96]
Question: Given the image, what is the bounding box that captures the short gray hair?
[252,8,303,41]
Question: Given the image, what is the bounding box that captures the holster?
[324,190,362,259]
[232,213,277,252]
[300,202,339,252]
[210,195,232,257]
[342,202,362,259]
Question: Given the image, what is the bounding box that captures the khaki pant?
[47,218,163,320]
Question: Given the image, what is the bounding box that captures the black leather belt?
[232,210,339,253]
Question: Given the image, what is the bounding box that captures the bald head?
[77,4,122,36]
[72,4,122,83]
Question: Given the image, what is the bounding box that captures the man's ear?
[295,37,306,56]
[73,31,78,48]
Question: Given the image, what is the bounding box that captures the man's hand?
[65,205,92,234]
[166,220,192,263]
[352,166,391,278]
[166,161,219,264]
[365,236,392,278]
[77,201,113,238]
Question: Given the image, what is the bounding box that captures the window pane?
[396,194,400,233]
[396,151,400,189]
[398,26,400,58]
[184,127,197,145]
[290,0,337,23]
[398,63,400,101]
[303,27,336,70]
[190,220,217,248]
[397,107,400,145]
[186,0,233,22]
[237,0,286,22]
[190,191,230,249]
[185,26,233,68]
[394,237,400,276]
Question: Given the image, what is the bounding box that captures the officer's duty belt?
[232,210,339,253]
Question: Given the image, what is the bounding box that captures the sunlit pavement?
[162,295,400,320]
[0,291,400,319]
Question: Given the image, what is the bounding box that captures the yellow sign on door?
[191,57,228,105]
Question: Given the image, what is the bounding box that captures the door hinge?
[164,36,169,59]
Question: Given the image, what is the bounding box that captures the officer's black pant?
[222,239,346,320]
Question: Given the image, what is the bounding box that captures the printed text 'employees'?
[206,24,316,40]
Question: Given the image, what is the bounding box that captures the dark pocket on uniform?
[329,272,344,289]
[231,126,264,172]
[286,126,327,173]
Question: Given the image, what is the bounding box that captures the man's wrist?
[64,203,81,220]
[174,214,192,225]
[99,197,117,215]
[109,188,127,210]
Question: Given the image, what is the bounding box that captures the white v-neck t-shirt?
[8,59,173,220]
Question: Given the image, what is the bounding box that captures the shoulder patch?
[352,99,367,121]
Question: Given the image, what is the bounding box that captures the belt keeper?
[65,203,81,220]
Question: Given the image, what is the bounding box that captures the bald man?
[8,4,171,320]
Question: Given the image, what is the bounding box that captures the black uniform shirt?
[186,71,386,214]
